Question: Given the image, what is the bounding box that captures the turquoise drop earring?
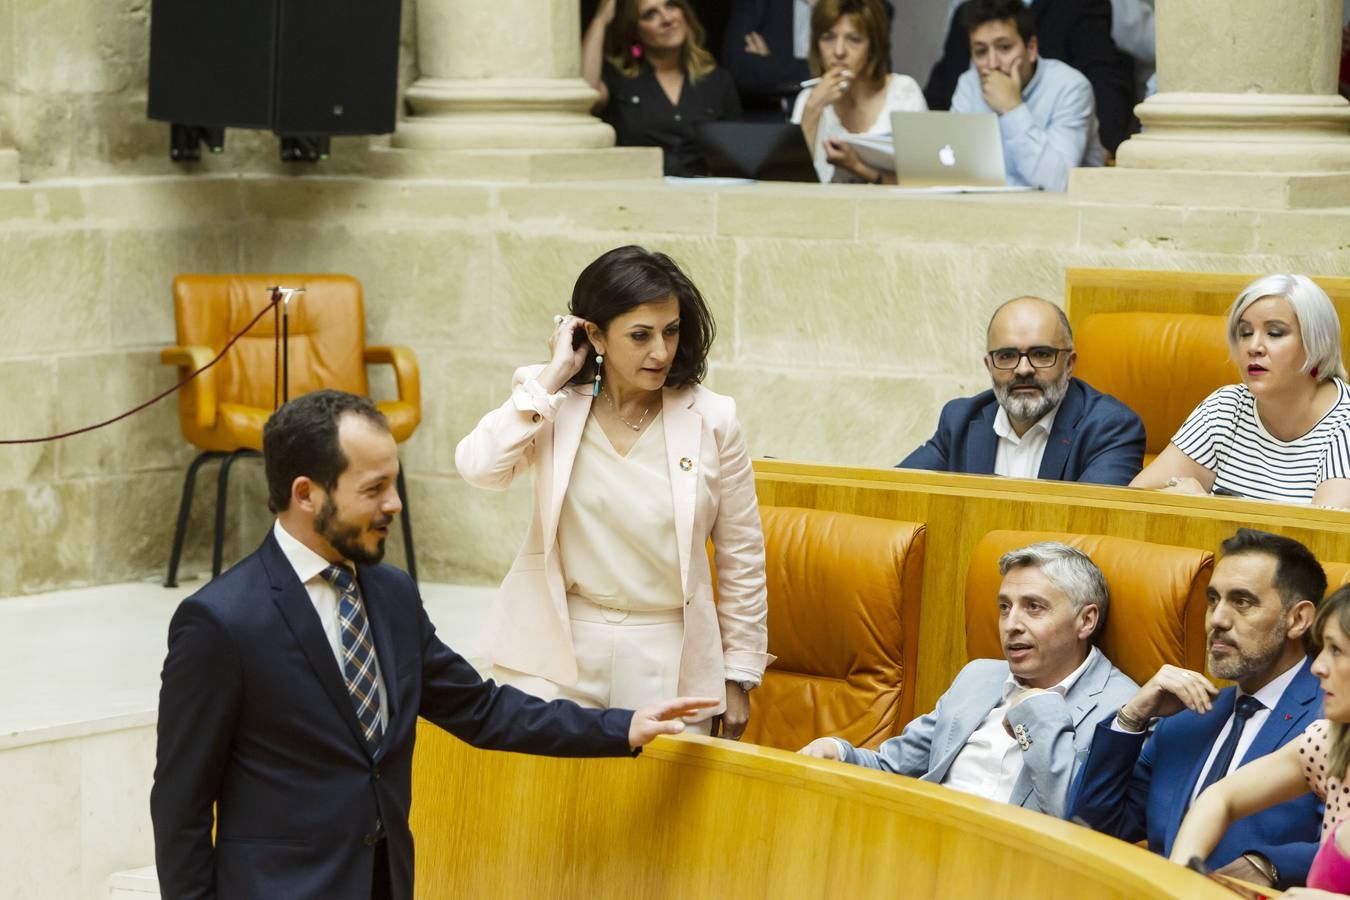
[593,354,603,397]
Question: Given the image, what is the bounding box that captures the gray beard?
[994,369,1071,424]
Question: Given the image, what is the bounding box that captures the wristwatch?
[1240,851,1278,887]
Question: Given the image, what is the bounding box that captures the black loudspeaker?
[148,0,401,157]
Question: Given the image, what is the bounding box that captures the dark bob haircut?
[1219,528,1327,611]
[958,0,1035,43]
[262,389,388,513]
[568,245,716,389]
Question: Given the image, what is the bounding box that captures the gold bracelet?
[1115,705,1147,733]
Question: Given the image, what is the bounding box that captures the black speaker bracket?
[278,134,330,163]
[169,124,226,162]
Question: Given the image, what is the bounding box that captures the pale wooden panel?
[1064,267,1350,360]
[752,460,1350,715]
[410,727,1234,900]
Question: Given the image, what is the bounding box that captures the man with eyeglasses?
[899,295,1145,485]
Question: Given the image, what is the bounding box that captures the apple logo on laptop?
[938,144,957,167]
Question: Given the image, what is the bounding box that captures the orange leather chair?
[1072,312,1234,464]
[964,530,1214,687]
[741,506,926,751]
[1327,562,1350,592]
[160,274,421,585]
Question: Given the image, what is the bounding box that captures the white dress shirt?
[273,520,389,732]
[941,646,1100,802]
[1186,659,1303,803]
[992,403,1059,479]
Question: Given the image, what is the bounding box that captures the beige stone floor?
[2,574,496,748]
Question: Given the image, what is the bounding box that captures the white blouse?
[790,72,927,183]
[556,413,685,612]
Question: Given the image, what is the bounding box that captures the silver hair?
[998,541,1109,641]
[1226,274,1347,382]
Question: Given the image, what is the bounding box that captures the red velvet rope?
[0,293,282,445]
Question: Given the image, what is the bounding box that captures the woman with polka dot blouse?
[1170,584,1350,896]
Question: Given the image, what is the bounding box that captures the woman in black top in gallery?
[583,0,742,176]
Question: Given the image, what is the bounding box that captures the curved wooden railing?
[410,724,1234,899]
[751,461,1350,714]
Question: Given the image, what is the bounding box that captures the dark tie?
[1194,695,1264,800]
[322,564,384,754]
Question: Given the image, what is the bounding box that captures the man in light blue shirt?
[949,0,1106,192]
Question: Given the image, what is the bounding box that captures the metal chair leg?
[396,465,417,583]
[165,450,227,588]
[212,449,261,579]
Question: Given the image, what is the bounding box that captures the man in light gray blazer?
[800,541,1138,818]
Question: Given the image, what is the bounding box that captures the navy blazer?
[720,0,812,98]
[1069,661,1323,888]
[150,532,634,900]
[897,377,1145,486]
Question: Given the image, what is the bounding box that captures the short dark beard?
[314,495,386,565]
[1208,611,1288,682]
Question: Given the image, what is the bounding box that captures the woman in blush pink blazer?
[455,246,771,737]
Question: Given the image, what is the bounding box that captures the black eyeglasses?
[987,346,1071,370]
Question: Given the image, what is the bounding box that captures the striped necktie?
[321,564,384,754]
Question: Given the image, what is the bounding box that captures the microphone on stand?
[268,286,306,408]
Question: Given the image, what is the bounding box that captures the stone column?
[1072,0,1350,207]
[387,0,660,178]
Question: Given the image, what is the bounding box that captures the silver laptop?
[890,111,1007,188]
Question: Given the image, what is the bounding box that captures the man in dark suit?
[720,0,813,121]
[1070,529,1326,891]
[150,390,713,900]
[925,0,1135,154]
[898,296,1145,486]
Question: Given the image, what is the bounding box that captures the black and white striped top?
[1171,378,1350,503]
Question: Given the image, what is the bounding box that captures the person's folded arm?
[1004,691,1079,817]
[1128,443,1216,493]
[1068,717,1154,842]
[1312,477,1350,510]
[453,365,558,491]
[998,77,1092,192]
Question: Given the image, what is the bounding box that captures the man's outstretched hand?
[628,697,720,748]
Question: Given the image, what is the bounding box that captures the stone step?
[108,866,159,899]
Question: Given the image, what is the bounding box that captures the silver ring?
[1166,476,1179,487]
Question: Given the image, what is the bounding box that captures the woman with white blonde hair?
[1131,274,1350,508]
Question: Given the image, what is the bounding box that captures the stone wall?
[0,0,418,181]
[3,173,1349,596]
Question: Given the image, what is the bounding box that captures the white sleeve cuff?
[724,667,761,688]
[511,378,567,422]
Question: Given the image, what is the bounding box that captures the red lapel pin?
[1285,713,1294,720]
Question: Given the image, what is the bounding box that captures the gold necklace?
[601,388,655,432]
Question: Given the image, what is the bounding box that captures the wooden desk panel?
[753,460,1350,715]
[410,726,1233,899]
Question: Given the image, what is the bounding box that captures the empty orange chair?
[160,274,421,584]
[964,530,1213,686]
[1073,312,1234,465]
[741,506,926,751]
